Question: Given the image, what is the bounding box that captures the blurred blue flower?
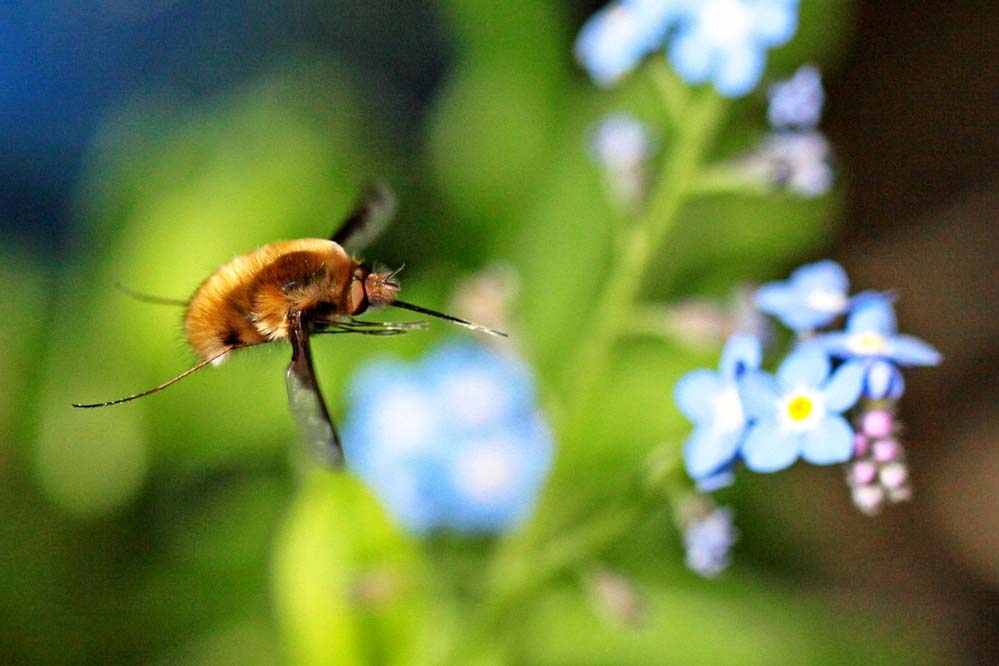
[755,260,849,331]
[767,64,824,129]
[589,113,656,209]
[668,0,799,97]
[863,359,906,400]
[343,342,552,534]
[812,292,942,366]
[675,333,762,487]
[589,113,655,172]
[738,347,865,472]
[574,1,681,86]
[741,130,833,198]
[683,505,737,577]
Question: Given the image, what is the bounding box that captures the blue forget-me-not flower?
[767,63,824,129]
[668,0,800,97]
[343,342,552,534]
[682,504,738,578]
[741,130,833,198]
[755,260,850,332]
[674,333,762,487]
[576,0,799,97]
[589,113,657,210]
[812,292,942,367]
[589,113,655,173]
[751,65,833,196]
[738,347,865,472]
[574,1,680,87]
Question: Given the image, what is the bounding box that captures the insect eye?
[349,277,367,315]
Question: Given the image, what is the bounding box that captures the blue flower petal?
[799,414,854,465]
[684,426,743,480]
[741,419,799,472]
[343,341,551,535]
[575,4,646,86]
[361,457,445,534]
[888,334,942,366]
[751,0,799,45]
[756,284,828,331]
[777,347,830,390]
[755,260,848,331]
[342,371,442,475]
[794,260,848,295]
[713,43,766,97]
[346,358,416,405]
[864,360,906,399]
[668,31,713,84]
[660,0,800,97]
[438,419,551,532]
[754,281,796,312]
[719,332,763,380]
[422,342,536,431]
[821,360,865,413]
[683,505,737,577]
[767,63,824,129]
[696,464,736,492]
[847,292,897,335]
[575,1,676,86]
[737,370,780,419]
[809,331,851,359]
[674,369,723,424]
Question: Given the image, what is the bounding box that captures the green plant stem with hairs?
[561,88,726,437]
[440,82,729,666]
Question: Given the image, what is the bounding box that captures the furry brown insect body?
[74,184,504,468]
[185,238,399,360]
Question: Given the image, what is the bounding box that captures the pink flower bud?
[862,409,894,438]
[879,463,908,489]
[851,460,878,485]
[853,433,870,457]
[872,438,900,462]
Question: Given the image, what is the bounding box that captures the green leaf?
[272,473,428,666]
[519,575,940,666]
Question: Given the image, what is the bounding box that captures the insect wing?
[330,182,397,254]
[286,311,344,468]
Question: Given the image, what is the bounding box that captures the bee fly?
[73,185,506,467]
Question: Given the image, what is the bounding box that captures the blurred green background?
[2,1,996,664]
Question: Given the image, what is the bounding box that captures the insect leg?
[72,345,247,408]
[313,318,429,336]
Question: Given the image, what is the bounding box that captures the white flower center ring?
[777,388,826,434]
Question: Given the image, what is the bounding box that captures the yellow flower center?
[778,389,826,434]
[786,395,813,422]
[850,331,889,355]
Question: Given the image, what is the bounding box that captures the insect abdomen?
[184,239,352,359]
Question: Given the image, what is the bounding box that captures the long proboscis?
[72,346,242,408]
[391,300,508,338]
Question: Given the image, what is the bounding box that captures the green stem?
[442,87,727,666]
[692,162,772,197]
[447,447,688,665]
[561,91,726,434]
[650,59,691,129]
[444,493,652,665]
